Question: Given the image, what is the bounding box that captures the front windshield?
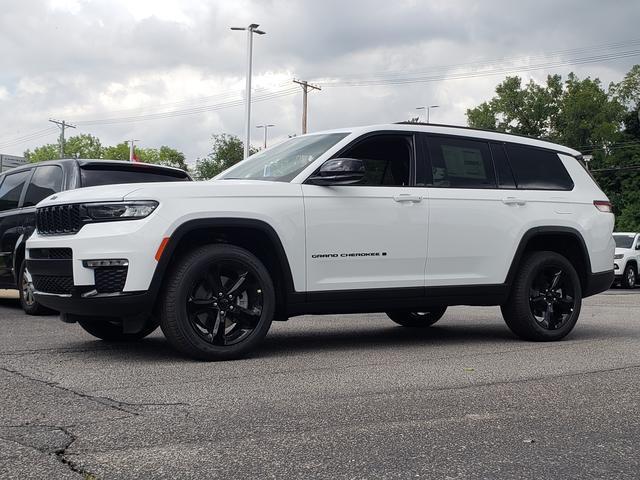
[220,132,349,182]
[614,235,635,249]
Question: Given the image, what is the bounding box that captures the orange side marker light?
[155,237,170,261]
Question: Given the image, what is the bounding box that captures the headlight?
[614,254,624,260]
[81,201,158,222]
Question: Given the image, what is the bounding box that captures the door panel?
[303,185,428,291]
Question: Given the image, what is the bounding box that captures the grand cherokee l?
[26,124,615,360]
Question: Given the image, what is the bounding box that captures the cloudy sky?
[1,0,639,163]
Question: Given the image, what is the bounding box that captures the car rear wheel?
[19,259,54,315]
[501,251,582,341]
[386,307,447,327]
[622,264,637,289]
[159,244,275,361]
[77,318,158,341]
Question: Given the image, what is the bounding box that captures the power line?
[316,49,640,87]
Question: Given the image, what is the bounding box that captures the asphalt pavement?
[0,289,639,479]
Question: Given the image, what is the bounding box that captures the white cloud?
[0,0,638,160]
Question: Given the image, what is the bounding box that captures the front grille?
[29,248,72,260]
[33,275,74,295]
[94,267,127,294]
[36,205,82,235]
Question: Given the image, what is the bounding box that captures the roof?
[0,158,190,177]
[309,123,582,157]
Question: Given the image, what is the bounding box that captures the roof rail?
[394,121,555,144]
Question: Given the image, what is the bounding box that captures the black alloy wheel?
[528,267,577,331]
[186,260,264,346]
[160,244,275,361]
[501,251,582,342]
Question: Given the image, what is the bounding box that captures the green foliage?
[140,146,188,171]
[24,143,59,163]
[24,135,190,173]
[195,134,256,180]
[467,66,640,231]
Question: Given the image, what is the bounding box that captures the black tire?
[386,307,447,327]
[159,244,275,361]
[622,263,637,289]
[78,318,158,341]
[501,251,582,341]
[18,259,55,315]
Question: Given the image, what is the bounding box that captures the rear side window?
[490,143,516,188]
[427,136,496,188]
[24,165,63,207]
[0,170,31,211]
[505,144,574,190]
[81,167,190,187]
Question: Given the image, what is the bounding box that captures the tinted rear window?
[505,144,573,190]
[81,167,190,187]
[24,165,63,207]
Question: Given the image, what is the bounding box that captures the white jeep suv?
[26,124,615,360]
[613,232,640,288]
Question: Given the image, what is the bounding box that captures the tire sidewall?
[18,259,47,315]
[623,264,637,289]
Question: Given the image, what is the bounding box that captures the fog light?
[83,259,129,268]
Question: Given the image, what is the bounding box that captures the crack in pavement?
[0,366,190,415]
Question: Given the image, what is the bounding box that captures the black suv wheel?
[501,251,582,341]
[386,307,447,327]
[159,244,275,361]
[78,318,158,341]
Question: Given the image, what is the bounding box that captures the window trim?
[489,142,518,190]
[23,164,64,208]
[304,130,418,187]
[421,133,498,190]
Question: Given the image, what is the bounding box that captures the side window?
[0,170,31,212]
[426,136,496,188]
[23,165,63,207]
[505,144,574,190]
[338,135,412,186]
[490,143,516,188]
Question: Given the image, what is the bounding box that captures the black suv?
[0,159,191,314]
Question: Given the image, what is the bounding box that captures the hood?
[615,247,631,256]
[37,179,301,207]
[37,183,147,207]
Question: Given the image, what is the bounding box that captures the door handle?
[393,194,422,203]
[502,197,527,206]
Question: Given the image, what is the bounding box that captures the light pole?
[231,23,266,159]
[416,105,439,124]
[256,124,275,149]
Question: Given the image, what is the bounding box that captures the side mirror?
[308,158,365,186]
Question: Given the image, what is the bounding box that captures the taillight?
[594,200,613,213]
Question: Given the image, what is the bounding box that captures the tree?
[102,142,130,161]
[64,134,103,159]
[140,146,189,171]
[195,134,256,180]
[466,66,640,231]
[24,143,60,163]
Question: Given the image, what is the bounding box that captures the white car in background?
[614,232,640,288]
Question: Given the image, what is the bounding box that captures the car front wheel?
[159,244,275,361]
[622,264,637,289]
[501,251,582,341]
[19,259,54,315]
[386,307,447,327]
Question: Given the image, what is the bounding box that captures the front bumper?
[33,289,155,318]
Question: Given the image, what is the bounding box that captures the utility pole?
[293,79,321,134]
[256,124,275,149]
[416,105,439,124]
[231,23,266,159]
[49,119,76,158]
[126,139,139,162]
